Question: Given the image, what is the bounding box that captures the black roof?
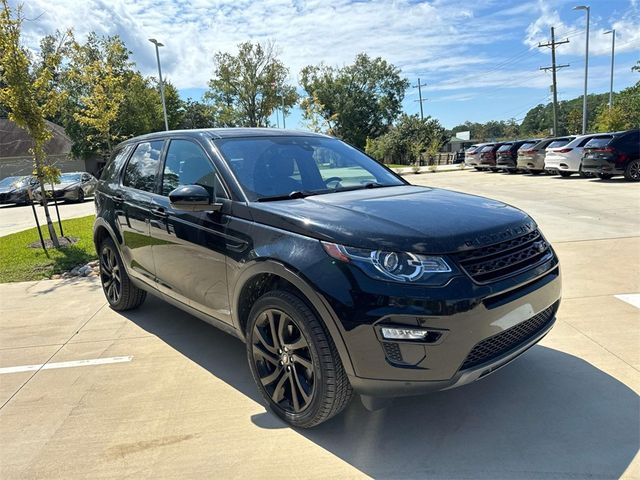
[117,128,329,147]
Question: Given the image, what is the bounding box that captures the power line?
[413,78,427,119]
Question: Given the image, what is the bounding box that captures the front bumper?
[0,191,28,204]
[319,256,562,397]
[35,188,81,202]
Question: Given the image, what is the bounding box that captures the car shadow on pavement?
[125,295,639,480]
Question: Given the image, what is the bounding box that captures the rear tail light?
[592,147,615,153]
[521,149,535,154]
[556,148,573,153]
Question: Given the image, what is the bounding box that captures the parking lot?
[1,169,638,479]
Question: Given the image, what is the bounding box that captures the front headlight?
[322,242,453,285]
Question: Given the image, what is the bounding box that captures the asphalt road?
[0,169,638,479]
[0,199,96,237]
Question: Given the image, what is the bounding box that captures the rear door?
[149,138,234,323]
[117,140,165,283]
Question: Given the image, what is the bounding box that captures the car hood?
[249,185,535,254]
[48,181,79,190]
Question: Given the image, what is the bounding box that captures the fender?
[231,260,356,377]
[93,216,123,247]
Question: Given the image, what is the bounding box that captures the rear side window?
[547,139,570,148]
[123,141,164,192]
[614,131,640,149]
[584,136,613,148]
[161,139,225,197]
[101,145,132,181]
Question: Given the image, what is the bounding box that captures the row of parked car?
[464,128,640,181]
[0,171,98,205]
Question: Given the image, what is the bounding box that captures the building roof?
[0,119,72,158]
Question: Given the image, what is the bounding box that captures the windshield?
[518,142,536,151]
[60,173,82,183]
[215,136,405,201]
[547,139,571,149]
[0,176,23,188]
[584,136,613,148]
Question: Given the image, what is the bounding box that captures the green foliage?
[365,114,447,165]
[177,98,216,129]
[205,41,297,127]
[0,215,96,283]
[593,62,640,132]
[300,53,410,148]
[449,119,521,141]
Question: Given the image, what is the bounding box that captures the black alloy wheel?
[99,237,146,311]
[251,308,315,414]
[246,290,353,428]
[625,159,640,182]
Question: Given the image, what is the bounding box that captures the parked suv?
[94,129,561,428]
[464,144,486,169]
[496,140,539,173]
[516,137,574,174]
[581,129,640,181]
[477,143,503,171]
[544,134,612,177]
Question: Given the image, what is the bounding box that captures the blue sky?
[17,0,640,130]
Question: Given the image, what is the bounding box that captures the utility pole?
[574,5,590,133]
[413,78,426,120]
[539,27,569,136]
[149,38,169,131]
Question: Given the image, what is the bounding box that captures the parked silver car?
[33,171,97,203]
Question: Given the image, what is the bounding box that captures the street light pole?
[604,29,615,109]
[573,5,590,134]
[149,38,169,131]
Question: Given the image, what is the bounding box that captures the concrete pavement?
[0,170,638,479]
[0,200,95,237]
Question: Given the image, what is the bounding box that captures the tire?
[579,165,592,178]
[474,167,483,171]
[598,173,613,180]
[530,170,542,175]
[624,159,640,182]
[558,171,572,177]
[246,290,353,428]
[99,237,146,311]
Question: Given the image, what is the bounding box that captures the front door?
[148,138,233,323]
[117,140,165,283]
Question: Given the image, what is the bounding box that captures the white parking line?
[615,294,640,309]
[0,356,133,375]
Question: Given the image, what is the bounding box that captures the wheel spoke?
[271,371,289,403]
[266,311,281,350]
[284,335,307,351]
[100,254,111,274]
[287,372,301,412]
[277,314,288,347]
[254,326,277,354]
[260,366,284,386]
[292,353,312,372]
[252,344,279,366]
[292,368,312,404]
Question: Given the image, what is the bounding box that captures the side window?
[123,141,164,192]
[101,144,132,181]
[161,139,224,197]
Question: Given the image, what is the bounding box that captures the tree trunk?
[34,154,60,248]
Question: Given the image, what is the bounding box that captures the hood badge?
[464,223,534,248]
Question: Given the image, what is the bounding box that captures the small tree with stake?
[0,1,67,248]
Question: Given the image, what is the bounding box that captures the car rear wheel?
[624,159,640,182]
[246,290,353,428]
[530,170,542,175]
[99,237,146,311]
[558,171,572,177]
[598,173,614,180]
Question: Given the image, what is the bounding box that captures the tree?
[365,114,447,165]
[0,1,66,247]
[300,54,410,148]
[205,41,297,127]
[177,98,216,129]
[593,61,640,132]
[66,33,132,158]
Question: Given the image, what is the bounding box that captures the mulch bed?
[28,236,79,249]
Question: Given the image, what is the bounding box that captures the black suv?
[496,140,539,173]
[94,129,561,427]
[581,129,640,181]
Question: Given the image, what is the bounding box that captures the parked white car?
[544,133,613,177]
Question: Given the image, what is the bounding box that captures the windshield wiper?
[332,182,392,193]
[257,191,317,202]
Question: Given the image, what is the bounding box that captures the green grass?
[386,164,410,169]
[0,215,97,283]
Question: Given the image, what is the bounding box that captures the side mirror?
[169,184,222,212]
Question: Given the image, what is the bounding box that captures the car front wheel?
[246,290,353,428]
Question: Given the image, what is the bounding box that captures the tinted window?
[102,145,133,181]
[518,142,537,151]
[216,136,404,201]
[161,139,221,197]
[497,144,513,152]
[547,139,570,148]
[480,145,495,152]
[584,136,613,148]
[615,131,640,148]
[123,141,164,192]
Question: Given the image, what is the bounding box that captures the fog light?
[381,327,429,341]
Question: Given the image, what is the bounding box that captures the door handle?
[150,206,167,217]
[113,194,124,203]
